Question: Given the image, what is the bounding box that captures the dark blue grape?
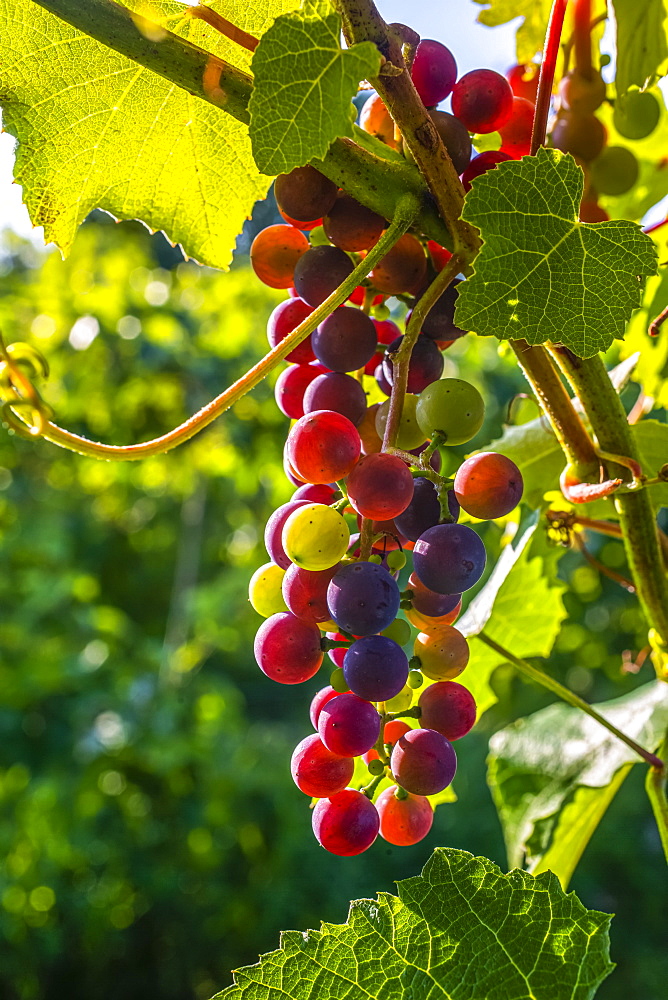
[327,561,400,635]
[413,523,486,594]
[343,636,409,701]
[293,246,355,307]
[394,478,458,542]
[382,335,444,394]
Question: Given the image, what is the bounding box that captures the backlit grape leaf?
[472,0,551,65]
[456,148,658,357]
[479,417,564,508]
[0,0,298,268]
[217,848,614,1000]
[489,681,668,886]
[612,0,668,94]
[632,419,668,508]
[249,0,382,174]
[620,271,668,407]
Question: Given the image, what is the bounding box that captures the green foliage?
[457,149,658,357]
[612,0,668,94]
[472,0,551,65]
[633,419,668,507]
[249,1,381,174]
[218,848,614,1000]
[489,681,668,885]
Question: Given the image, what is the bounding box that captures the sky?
[0,1,518,246]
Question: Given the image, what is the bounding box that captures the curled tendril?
[0,331,52,439]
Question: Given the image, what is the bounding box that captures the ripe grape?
[428,110,472,174]
[318,691,381,756]
[303,371,367,425]
[408,574,461,620]
[291,483,337,504]
[264,499,311,569]
[558,69,606,115]
[374,363,392,397]
[579,201,609,223]
[291,733,354,797]
[282,562,341,624]
[358,403,383,455]
[312,306,377,372]
[310,685,340,728]
[416,278,467,341]
[254,612,323,684]
[394,478,458,542]
[413,523,486,594]
[550,111,606,162]
[248,562,288,618]
[286,409,361,484]
[405,600,462,632]
[311,788,379,855]
[327,561,401,636]
[390,728,457,795]
[413,625,469,680]
[359,92,398,148]
[461,150,512,192]
[266,297,316,364]
[370,234,427,295]
[323,192,385,252]
[418,681,477,740]
[376,785,434,846]
[274,362,327,419]
[506,63,539,103]
[274,165,338,223]
[375,394,427,450]
[454,451,523,519]
[343,635,409,701]
[382,334,444,394]
[282,502,350,571]
[365,317,402,375]
[411,39,457,106]
[613,90,660,140]
[293,245,355,306]
[590,146,639,196]
[427,240,453,272]
[250,225,309,289]
[498,96,534,158]
[452,69,514,133]
[416,378,485,444]
[346,453,415,520]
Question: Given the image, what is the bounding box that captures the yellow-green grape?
[375,394,427,450]
[367,758,385,775]
[386,549,406,572]
[385,684,413,712]
[416,379,484,444]
[369,553,383,564]
[382,617,411,646]
[248,562,288,617]
[407,669,424,689]
[318,618,339,632]
[330,667,350,692]
[282,502,350,570]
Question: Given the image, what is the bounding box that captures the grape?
[390,728,457,795]
[374,363,392,397]
[613,90,660,140]
[318,691,381,756]
[376,785,434,846]
[506,64,539,103]
[385,685,414,713]
[286,409,361,484]
[250,225,309,289]
[274,165,337,222]
[323,193,385,252]
[266,297,316,364]
[312,306,377,372]
[293,245,355,307]
[325,631,350,669]
[282,502,350,571]
[274,362,327,419]
[452,69,513,133]
[416,378,485,444]
[413,625,469,680]
[416,278,467,342]
[254,612,323,684]
[590,146,639,196]
[408,573,461,619]
[382,334,444,394]
[265,499,311,569]
[310,685,340,728]
[405,599,462,632]
[291,483,337,504]
[248,562,288,618]
[427,240,453,272]
[382,618,411,646]
[394,478,457,542]
[283,452,306,486]
[327,561,401,636]
[411,39,457,106]
[558,69,606,115]
[311,788,379,856]
[498,96,534,158]
[375,394,427,451]
[290,733,354,797]
[358,403,383,455]
[364,317,401,375]
[343,635,409,701]
[461,150,512,192]
[359,92,398,148]
[428,111,472,174]
[282,562,341,623]
[346,453,415,521]
[413,523,486,594]
[454,451,523,519]
[370,234,427,296]
[302,371,366,426]
[550,111,606,162]
[418,681,477,740]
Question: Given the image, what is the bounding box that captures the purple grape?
[303,372,367,425]
[416,279,468,342]
[411,39,457,106]
[382,335,444,394]
[291,483,337,504]
[374,362,392,397]
[394,478,459,542]
[343,636,409,701]
[408,576,461,618]
[390,728,457,795]
[413,523,486,594]
[293,246,355,307]
[264,499,310,568]
[327,561,401,635]
[318,691,381,756]
[312,306,377,372]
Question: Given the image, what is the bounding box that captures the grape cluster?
[245,38,527,857]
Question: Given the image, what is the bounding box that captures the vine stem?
[645,731,668,863]
[16,198,418,460]
[477,632,664,768]
[530,0,568,154]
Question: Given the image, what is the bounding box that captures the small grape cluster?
[246,39,525,856]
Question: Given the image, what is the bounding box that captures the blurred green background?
[0,212,666,1000]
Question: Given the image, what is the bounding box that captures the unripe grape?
[590,146,639,196]
[282,502,350,571]
[375,395,427,451]
[613,90,660,140]
[415,379,485,444]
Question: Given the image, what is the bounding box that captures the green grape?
[415,378,485,444]
[590,146,639,196]
[367,758,385,776]
[613,90,660,140]
[375,394,426,450]
[369,553,383,564]
[330,667,350,693]
[385,684,413,712]
[407,669,424,689]
[382,617,412,646]
[282,503,350,571]
[307,225,332,247]
[386,550,406,572]
[248,562,288,618]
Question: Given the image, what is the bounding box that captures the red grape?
[274,362,327,419]
[506,64,539,103]
[461,150,512,192]
[363,720,411,764]
[291,733,354,797]
[266,297,316,364]
[312,306,377,372]
[359,92,398,148]
[318,692,381,757]
[286,409,361,484]
[264,499,310,568]
[323,192,385,252]
[282,562,340,624]
[254,612,323,684]
[498,97,535,158]
[452,69,513,133]
[376,785,434,846]
[310,685,340,728]
[418,681,477,740]
[370,234,427,295]
[312,788,379,855]
[411,39,457,106]
[346,453,415,520]
[250,225,309,289]
[453,451,523,519]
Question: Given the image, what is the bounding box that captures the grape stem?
[186,3,258,52]
[361,772,387,799]
[572,0,593,80]
[476,632,664,768]
[645,731,668,864]
[530,0,569,155]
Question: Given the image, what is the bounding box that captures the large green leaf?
[632,419,668,508]
[612,0,668,94]
[0,0,297,268]
[472,0,552,65]
[489,681,668,886]
[249,0,381,174]
[456,148,658,357]
[217,848,614,1000]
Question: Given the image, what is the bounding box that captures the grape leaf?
[0,0,297,268]
[217,847,614,1000]
[249,0,382,174]
[612,0,668,95]
[632,418,668,508]
[479,417,564,508]
[488,681,668,886]
[456,148,658,357]
[472,0,552,65]
[621,270,668,409]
